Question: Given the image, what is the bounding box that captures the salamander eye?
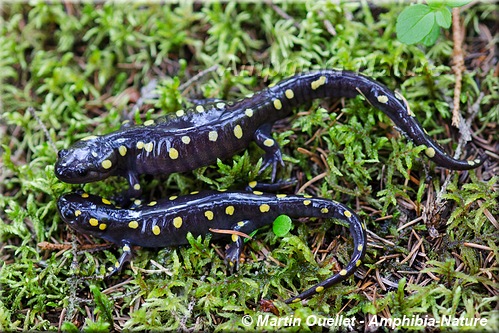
[58,149,68,159]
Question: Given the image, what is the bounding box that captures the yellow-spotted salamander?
[55,70,483,198]
[57,190,366,304]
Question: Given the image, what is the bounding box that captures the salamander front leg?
[225,220,256,274]
[105,240,133,277]
[110,172,141,207]
[254,123,284,182]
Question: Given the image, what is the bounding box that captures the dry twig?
[451,7,465,127]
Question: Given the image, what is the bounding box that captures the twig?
[178,65,219,92]
[425,93,484,233]
[27,107,58,153]
[451,7,465,127]
[266,1,301,29]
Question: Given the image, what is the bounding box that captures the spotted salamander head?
[57,192,117,236]
[55,136,118,183]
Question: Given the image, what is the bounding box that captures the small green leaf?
[421,21,441,46]
[396,4,436,45]
[435,7,452,29]
[273,215,292,237]
[426,0,446,9]
[445,0,472,7]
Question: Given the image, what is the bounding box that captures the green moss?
[1,2,497,331]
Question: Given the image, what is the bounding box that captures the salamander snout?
[55,138,117,183]
[57,194,77,225]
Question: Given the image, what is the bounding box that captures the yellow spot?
[377,95,389,104]
[233,125,243,139]
[81,135,98,141]
[303,194,312,198]
[263,138,274,147]
[344,210,352,218]
[101,159,112,169]
[204,210,214,220]
[195,105,204,113]
[190,191,199,195]
[176,109,185,117]
[119,145,127,156]
[169,148,179,159]
[225,206,235,215]
[102,198,111,205]
[181,136,191,144]
[273,99,282,110]
[303,200,311,206]
[114,262,120,268]
[144,119,155,126]
[123,245,131,252]
[134,199,141,206]
[136,141,145,149]
[260,204,270,213]
[75,210,81,217]
[173,217,183,228]
[248,181,257,188]
[216,102,225,109]
[152,225,161,235]
[169,195,178,200]
[321,207,329,214]
[81,193,89,198]
[253,191,263,195]
[148,201,157,206]
[357,244,363,252]
[99,223,107,230]
[218,188,227,192]
[285,89,294,99]
[208,131,218,142]
[467,160,475,166]
[89,218,99,227]
[339,269,348,276]
[237,221,245,227]
[144,142,154,153]
[245,108,254,117]
[425,147,436,158]
[311,76,326,90]
[356,260,362,267]
[231,234,239,242]
[276,194,287,198]
[315,286,324,293]
[128,221,139,229]
[133,184,141,190]
[292,298,301,303]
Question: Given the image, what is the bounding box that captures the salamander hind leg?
[254,123,284,182]
[224,220,257,274]
[105,240,133,277]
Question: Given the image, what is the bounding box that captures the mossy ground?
[1,2,497,332]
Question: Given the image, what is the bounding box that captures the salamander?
[55,70,483,198]
[57,190,367,304]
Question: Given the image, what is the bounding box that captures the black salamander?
[55,70,483,198]
[57,190,367,304]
